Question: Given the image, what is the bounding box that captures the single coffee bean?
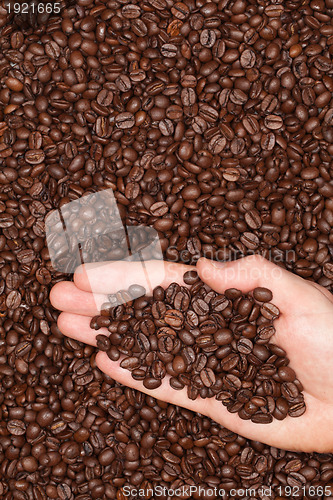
[200,368,216,387]
[260,303,280,320]
[240,49,256,68]
[264,115,283,130]
[115,112,135,129]
[253,287,273,303]
[164,309,184,329]
[245,209,262,230]
[7,420,26,436]
[25,149,45,164]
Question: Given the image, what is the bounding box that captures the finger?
[96,353,332,452]
[50,282,109,315]
[196,255,329,313]
[57,312,108,346]
[74,260,194,294]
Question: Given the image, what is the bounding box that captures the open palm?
[50,255,333,453]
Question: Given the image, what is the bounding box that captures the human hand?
[50,255,333,453]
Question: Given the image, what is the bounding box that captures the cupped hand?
[50,255,333,453]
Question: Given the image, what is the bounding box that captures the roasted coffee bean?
[96,334,111,351]
[164,309,184,329]
[264,115,283,130]
[25,149,45,164]
[288,402,306,417]
[278,366,296,382]
[200,368,216,387]
[183,270,199,285]
[7,420,26,436]
[115,112,135,129]
[253,288,273,303]
[240,49,256,68]
[6,290,21,309]
[191,298,209,316]
[214,329,233,346]
[251,413,273,424]
[260,303,280,320]
[245,209,262,230]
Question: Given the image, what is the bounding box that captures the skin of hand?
[50,255,333,453]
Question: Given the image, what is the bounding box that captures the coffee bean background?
[0,0,333,498]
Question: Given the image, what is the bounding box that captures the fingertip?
[73,263,91,291]
[95,350,108,369]
[49,283,59,308]
[56,311,67,335]
[49,281,72,309]
[196,256,211,270]
[196,256,228,288]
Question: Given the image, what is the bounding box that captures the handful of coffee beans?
[91,270,306,423]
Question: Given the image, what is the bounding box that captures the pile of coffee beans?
[1,0,333,498]
[92,271,306,424]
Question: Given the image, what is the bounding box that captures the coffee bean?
[288,402,306,417]
[161,44,177,58]
[192,298,210,316]
[181,88,196,106]
[150,201,169,216]
[210,296,229,312]
[128,284,146,298]
[243,118,259,137]
[264,115,283,130]
[253,288,273,303]
[164,309,184,329]
[261,95,278,113]
[97,89,113,106]
[230,89,247,105]
[245,209,262,230]
[0,213,14,228]
[214,329,233,346]
[237,338,253,355]
[159,119,174,136]
[115,112,135,129]
[7,420,26,436]
[57,484,73,500]
[96,334,111,351]
[200,368,216,387]
[120,356,140,370]
[240,49,256,68]
[17,249,36,264]
[25,149,45,164]
[260,303,280,320]
[240,232,259,250]
[200,29,216,48]
[199,104,218,122]
[323,263,333,279]
[251,413,273,424]
[209,135,226,154]
[6,290,21,309]
[183,270,199,285]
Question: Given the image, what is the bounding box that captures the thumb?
[196,255,326,313]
